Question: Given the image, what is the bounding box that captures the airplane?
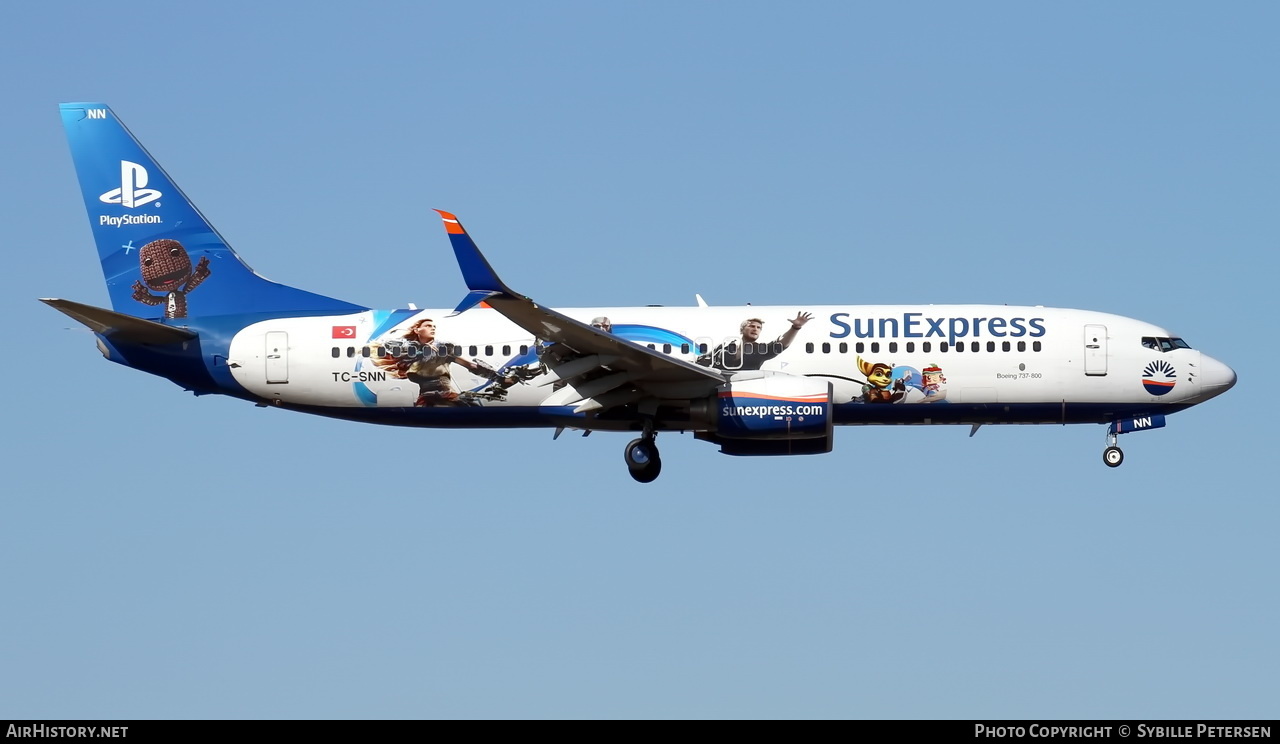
[46,103,1237,483]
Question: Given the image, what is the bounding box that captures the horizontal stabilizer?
[41,298,197,345]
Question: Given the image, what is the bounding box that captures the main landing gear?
[624,420,661,483]
[624,437,661,482]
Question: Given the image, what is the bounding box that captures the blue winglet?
[436,209,518,316]
[434,209,511,294]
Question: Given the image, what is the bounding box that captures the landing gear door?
[265,331,289,384]
[1084,324,1107,376]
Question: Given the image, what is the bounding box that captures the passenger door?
[265,331,289,383]
[1084,324,1107,376]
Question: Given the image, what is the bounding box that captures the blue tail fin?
[60,103,365,319]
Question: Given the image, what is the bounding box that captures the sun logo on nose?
[1142,359,1177,396]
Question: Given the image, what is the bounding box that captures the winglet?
[434,209,512,296]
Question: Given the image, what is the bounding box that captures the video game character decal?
[697,312,813,371]
[919,363,948,402]
[856,356,909,403]
[842,357,949,404]
[369,318,529,407]
[130,238,211,319]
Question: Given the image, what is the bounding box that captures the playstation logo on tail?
[99,160,161,208]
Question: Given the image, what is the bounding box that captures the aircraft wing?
[435,210,724,410]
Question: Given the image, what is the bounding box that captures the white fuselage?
[225,304,1226,429]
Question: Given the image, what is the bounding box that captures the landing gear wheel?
[624,438,662,483]
[1103,446,1124,468]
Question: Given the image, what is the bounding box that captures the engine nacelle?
[714,372,833,441]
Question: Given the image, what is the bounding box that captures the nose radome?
[1200,354,1237,398]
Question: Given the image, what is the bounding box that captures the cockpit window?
[1142,336,1192,352]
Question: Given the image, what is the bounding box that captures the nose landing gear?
[1102,428,1124,468]
[1103,415,1165,468]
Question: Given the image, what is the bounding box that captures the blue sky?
[1,1,1274,719]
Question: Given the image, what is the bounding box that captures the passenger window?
[906,342,915,353]
[822,342,831,354]
[856,342,865,354]
[839,342,848,354]
[889,342,898,353]
[1033,341,1042,352]
[871,342,880,353]
[805,342,814,353]
[1002,341,1011,352]
[940,342,949,352]
[986,341,995,352]
[331,347,340,358]
[502,345,511,356]
[469,345,478,356]
[347,347,356,358]
[681,343,690,354]
[922,342,931,353]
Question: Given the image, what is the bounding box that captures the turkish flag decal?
[332,326,357,339]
